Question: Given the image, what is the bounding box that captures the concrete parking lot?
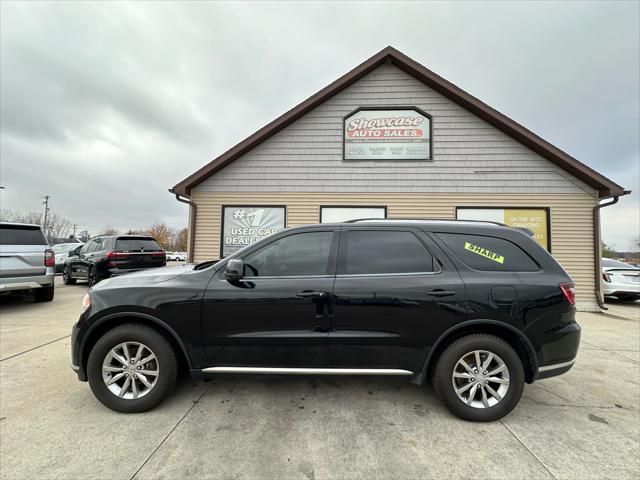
[1,276,638,480]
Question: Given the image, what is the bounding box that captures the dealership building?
[171,47,628,311]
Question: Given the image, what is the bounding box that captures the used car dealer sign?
[344,109,431,160]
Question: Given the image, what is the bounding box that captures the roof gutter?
[593,190,631,310]
[172,192,196,263]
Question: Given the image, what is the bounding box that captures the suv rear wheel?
[433,334,524,422]
[34,285,54,302]
[87,324,177,413]
[87,266,99,287]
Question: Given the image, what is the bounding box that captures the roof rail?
[343,218,535,238]
[344,218,506,226]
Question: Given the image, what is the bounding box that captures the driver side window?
[242,231,334,277]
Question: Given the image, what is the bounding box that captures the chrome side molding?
[538,359,575,372]
[201,366,414,376]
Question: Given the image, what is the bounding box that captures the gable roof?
[171,46,626,198]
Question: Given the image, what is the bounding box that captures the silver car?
[52,242,83,273]
[0,222,55,302]
[602,258,640,302]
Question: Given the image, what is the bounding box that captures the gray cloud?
[1,1,638,248]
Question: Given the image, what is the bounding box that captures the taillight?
[105,251,129,267]
[44,249,55,267]
[559,283,576,306]
[151,251,165,257]
[602,272,611,283]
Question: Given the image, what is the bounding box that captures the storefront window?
[320,206,386,223]
[221,206,285,257]
[456,207,550,251]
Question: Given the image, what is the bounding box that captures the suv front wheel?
[87,324,178,413]
[433,334,525,422]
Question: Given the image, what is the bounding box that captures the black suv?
[71,220,580,421]
[63,235,166,286]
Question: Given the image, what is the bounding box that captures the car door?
[329,227,467,372]
[70,240,95,278]
[200,228,339,367]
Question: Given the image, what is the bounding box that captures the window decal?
[464,242,505,264]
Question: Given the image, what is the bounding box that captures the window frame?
[336,227,440,277]
[234,228,340,279]
[319,205,387,224]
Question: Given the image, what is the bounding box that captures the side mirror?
[224,259,244,281]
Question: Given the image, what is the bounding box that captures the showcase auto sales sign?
[344,109,431,160]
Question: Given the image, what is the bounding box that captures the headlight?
[81,293,91,311]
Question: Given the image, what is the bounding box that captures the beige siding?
[190,191,598,310]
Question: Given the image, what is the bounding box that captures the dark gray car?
[0,222,55,301]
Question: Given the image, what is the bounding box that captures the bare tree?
[99,227,119,236]
[146,223,173,250]
[174,228,188,251]
[0,209,72,240]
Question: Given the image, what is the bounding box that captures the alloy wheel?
[451,349,510,409]
[88,268,97,286]
[101,342,159,400]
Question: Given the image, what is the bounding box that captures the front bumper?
[70,321,88,381]
[0,268,55,292]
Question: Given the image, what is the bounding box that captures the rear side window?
[341,230,434,275]
[0,225,47,245]
[436,233,538,272]
[116,238,162,252]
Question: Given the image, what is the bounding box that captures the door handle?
[296,291,328,299]
[427,289,456,297]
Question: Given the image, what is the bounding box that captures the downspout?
[173,193,197,263]
[593,192,630,310]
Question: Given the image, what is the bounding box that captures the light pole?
[42,195,50,238]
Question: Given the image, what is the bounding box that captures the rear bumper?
[534,321,581,381]
[0,269,55,292]
[603,281,640,296]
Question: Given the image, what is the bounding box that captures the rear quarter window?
[0,225,47,246]
[436,233,539,272]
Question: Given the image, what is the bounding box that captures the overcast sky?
[1,1,638,249]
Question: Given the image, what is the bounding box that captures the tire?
[87,266,99,287]
[34,285,54,302]
[62,267,76,285]
[87,323,177,413]
[433,334,524,422]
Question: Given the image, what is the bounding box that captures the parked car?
[602,258,640,301]
[71,220,580,421]
[166,251,187,262]
[52,242,83,273]
[0,222,55,302]
[62,235,166,286]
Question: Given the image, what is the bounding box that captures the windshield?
[602,258,638,269]
[52,243,80,254]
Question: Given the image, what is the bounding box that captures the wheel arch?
[416,320,538,385]
[79,312,193,380]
